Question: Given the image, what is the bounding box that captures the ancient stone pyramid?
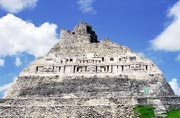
[0,22,180,118]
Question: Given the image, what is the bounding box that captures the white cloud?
[0,83,11,92]
[0,0,38,13]
[0,58,4,67]
[0,83,12,97]
[169,78,180,96]
[176,54,180,61]
[0,76,17,98]
[15,57,22,67]
[0,14,58,58]
[151,1,180,52]
[77,0,96,14]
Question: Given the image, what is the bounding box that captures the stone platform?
[1,22,179,117]
[0,97,180,118]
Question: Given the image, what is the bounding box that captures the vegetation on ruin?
[134,106,180,118]
[133,105,155,118]
[167,110,180,118]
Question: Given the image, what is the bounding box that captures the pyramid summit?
[58,21,98,46]
[18,21,165,81]
[1,22,180,117]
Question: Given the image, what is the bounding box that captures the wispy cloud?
[0,83,12,97]
[0,0,38,13]
[15,57,22,67]
[0,14,58,58]
[169,78,180,96]
[137,52,146,58]
[77,0,96,14]
[150,1,180,60]
[176,54,180,61]
[0,58,4,67]
[0,76,17,98]
[0,83,11,92]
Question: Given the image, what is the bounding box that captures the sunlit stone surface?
[0,22,179,118]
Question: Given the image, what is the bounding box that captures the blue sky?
[0,0,180,98]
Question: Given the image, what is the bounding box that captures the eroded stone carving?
[22,52,160,75]
[19,22,161,77]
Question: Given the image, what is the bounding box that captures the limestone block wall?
[1,96,180,117]
[0,105,134,118]
[5,75,174,99]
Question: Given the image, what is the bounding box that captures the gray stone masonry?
[0,22,179,118]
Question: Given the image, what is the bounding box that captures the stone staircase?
[153,99,167,117]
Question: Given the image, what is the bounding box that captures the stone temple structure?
[0,22,180,117]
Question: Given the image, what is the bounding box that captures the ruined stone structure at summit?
[0,22,180,118]
[22,22,161,76]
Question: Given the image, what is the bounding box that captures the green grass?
[133,106,180,118]
[134,105,155,118]
[167,110,180,118]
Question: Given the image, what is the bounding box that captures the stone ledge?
[0,96,180,106]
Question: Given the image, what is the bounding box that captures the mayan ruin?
[0,22,180,117]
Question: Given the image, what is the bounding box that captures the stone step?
[0,97,180,117]
[17,91,134,98]
[0,97,136,107]
[1,96,180,106]
[0,105,134,118]
[8,76,174,98]
[153,99,167,117]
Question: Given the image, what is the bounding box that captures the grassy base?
[134,105,155,118]
[167,110,180,118]
[134,105,180,118]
